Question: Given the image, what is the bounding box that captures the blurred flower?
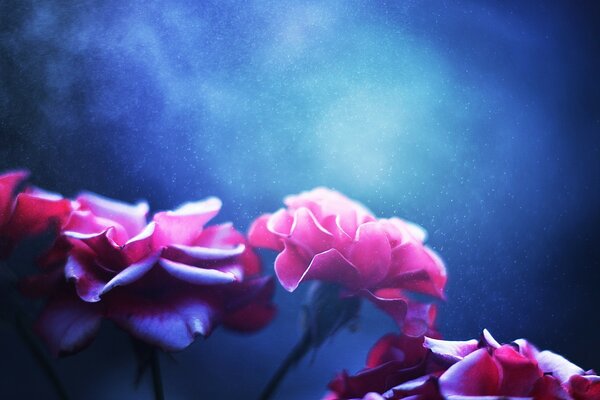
[325,329,600,400]
[0,169,72,259]
[248,187,446,335]
[23,192,275,355]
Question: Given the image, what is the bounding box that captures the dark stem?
[150,348,165,400]
[14,313,70,400]
[258,329,312,400]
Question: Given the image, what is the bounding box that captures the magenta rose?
[326,329,599,400]
[248,188,446,335]
[23,192,276,355]
[0,170,72,259]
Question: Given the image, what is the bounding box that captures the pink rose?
[23,192,275,355]
[248,188,446,335]
[0,169,72,259]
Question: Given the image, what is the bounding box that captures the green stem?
[14,313,70,400]
[257,330,311,400]
[150,348,165,400]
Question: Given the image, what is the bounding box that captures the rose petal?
[100,255,158,295]
[194,223,243,248]
[349,222,391,287]
[531,375,571,400]
[513,338,540,361]
[328,361,423,400]
[275,245,359,292]
[424,337,479,365]
[536,350,585,383]
[568,374,600,400]
[63,210,130,245]
[288,207,334,255]
[106,291,216,352]
[366,334,427,369]
[385,244,446,299]
[76,192,148,239]
[65,255,110,302]
[158,257,238,285]
[152,197,221,247]
[384,375,442,400]
[35,294,103,357]
[163,243,245,263]
[6,192,72,241]
[247,214,284,250]
[480,329,502,349]
[64,228,127,269]
[439,348,501,396]
[266,208,295,237]
[122,221,156,263]
[494,344,542,396]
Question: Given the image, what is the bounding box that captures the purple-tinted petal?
[35,294,103,357]
[480,329,501,349]
[100,255,158,295]
[76,191,148,239]
[424,337,479,365]
[348,222,391,287]
[439,348,501,397]
[152,197,221,247]
[107,292,216,352]
[536,350,585,383]
[158,257,238,285]
[64,255,109,302]
[164,243,245,263]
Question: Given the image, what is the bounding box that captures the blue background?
[1,1,599,398]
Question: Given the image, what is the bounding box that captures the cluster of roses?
[1,169,598,399]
